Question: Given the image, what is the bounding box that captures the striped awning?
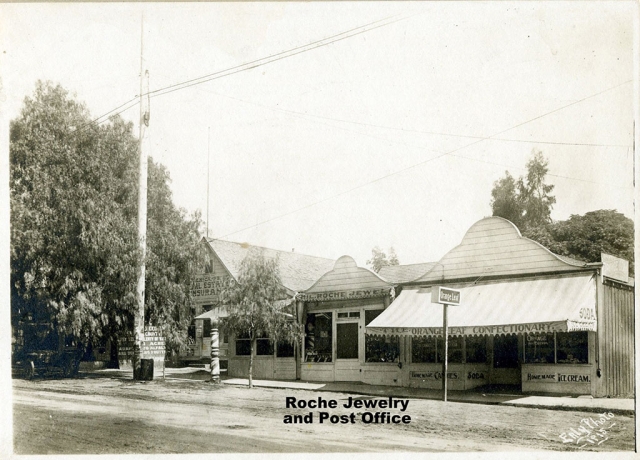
[366,274,597,337]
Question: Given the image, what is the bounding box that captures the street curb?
[499,402,635,416]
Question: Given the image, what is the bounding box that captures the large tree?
[10,81,203,359]
[221,250,303,388]
[490,150,556,231]
[534,210,634,274]
[488,149,633,273]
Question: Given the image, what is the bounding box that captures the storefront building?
[296,256,400,385]
[187,238,334,379]
[366,217,634,397]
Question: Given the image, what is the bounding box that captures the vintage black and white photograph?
[1,1,636,456]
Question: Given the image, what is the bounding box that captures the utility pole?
[134,15,150,380]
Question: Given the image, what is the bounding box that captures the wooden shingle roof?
[205,239,335,292]
[378,263,438,283]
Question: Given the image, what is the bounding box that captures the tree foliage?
[491,150,556,231]
[221,250,303,387]
[488,149,633,273]
[367,246,399,273]
[529,211,634,274]
[10,81,203,356]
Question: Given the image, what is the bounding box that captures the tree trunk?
[249,337,255,388]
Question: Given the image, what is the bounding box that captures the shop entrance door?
[335,321,361,381]
[492,334,521,388]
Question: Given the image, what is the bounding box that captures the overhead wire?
[69,14,408,137]
[204,89,631,149]
[214,79,633,240]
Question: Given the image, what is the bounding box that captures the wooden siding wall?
[598,280,634,397]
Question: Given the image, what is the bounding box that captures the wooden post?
[442,303,448,402]
[210,318,220,383]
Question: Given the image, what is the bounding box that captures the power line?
[206,89,631,149]
[198,84,632,187]
[214,79,633,240]
[69,14,408,136]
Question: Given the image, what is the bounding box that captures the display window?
[411,336,436,363]
[235,332,273,356]
[305,312,333,362]
[524,333,555,363]
[523,332,588,364]
[465,336,488,363]
[437,336,463,363]
[365,310,399,363]
[276,341,294,358]
[235,332,251,356]
[556,331,588,364]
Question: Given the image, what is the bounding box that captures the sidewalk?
[97,367,635,416]
[221,376,635,416]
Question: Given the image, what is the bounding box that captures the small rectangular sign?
[431,286,461,305]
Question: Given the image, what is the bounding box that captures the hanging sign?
[431,287,461,306]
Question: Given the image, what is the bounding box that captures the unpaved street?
[12,375,635,454]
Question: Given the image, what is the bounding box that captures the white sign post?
[431,287,461,402]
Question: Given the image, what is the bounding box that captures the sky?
[1,2,636,268]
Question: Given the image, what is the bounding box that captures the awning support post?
[442,303,448,402]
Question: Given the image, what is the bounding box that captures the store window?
[465,336,487,364]
[235,332,274,356]
[305,313,333,362]
[493,334,519,368]
[365,310,399,363]
[524,333,555,364]
[412,336,436,363]
[437,336,463,363]
[256,335,274,356]
[235,332,251,356]
[556,332,588,364]
[276,341,295,358]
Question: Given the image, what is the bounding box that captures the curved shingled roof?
[413,216,590,284]
[304,255,392,293]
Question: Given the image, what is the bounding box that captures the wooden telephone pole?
[134,16,150,380]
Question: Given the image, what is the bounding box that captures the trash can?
[135,358,154,381]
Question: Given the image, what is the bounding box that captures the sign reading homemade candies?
[282,396,411,424]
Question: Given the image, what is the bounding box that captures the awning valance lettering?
[366,275,597,337]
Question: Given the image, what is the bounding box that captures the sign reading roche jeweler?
[298,288,392,302]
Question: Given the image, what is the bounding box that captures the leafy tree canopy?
[488,149,633,274]
[221,250,303,387]
[367,246,399,273]
[11,81,203,355]
[491,150,556,231]
[527,210,634,274]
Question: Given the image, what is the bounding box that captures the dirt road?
[12,375,635,454]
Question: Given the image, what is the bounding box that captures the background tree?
[541,210,633,274]
[10,81,203,360]
[488,149,633,274]
[221,250,303,388]
[367,246,400,273]
[490,150,556,232]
